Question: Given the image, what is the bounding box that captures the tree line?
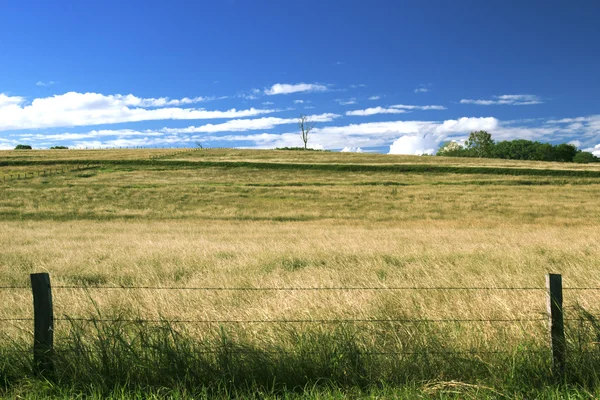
[438,131,598,163]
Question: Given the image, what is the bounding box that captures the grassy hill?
[1,148,600,398]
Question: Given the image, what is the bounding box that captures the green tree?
[554,143,578,162]
[14,144,32,150]
[465,131,494,157]
[532,142,555,161]
[573,151,598,164]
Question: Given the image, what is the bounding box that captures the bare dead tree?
[298,114,316,150]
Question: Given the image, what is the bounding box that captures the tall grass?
[5,306,600,398]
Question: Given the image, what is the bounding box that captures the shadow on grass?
[3,307,600,397]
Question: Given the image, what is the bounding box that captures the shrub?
[573,151,598,164]
[14,144,32,150]
[50,146,69,150]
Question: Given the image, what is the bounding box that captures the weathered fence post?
[547,273,565,377]
[31,273,54,375]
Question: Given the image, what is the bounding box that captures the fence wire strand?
[51,285,549,291]
[54,317,546,324]
[51,348,544,356]
[0,284,598,291]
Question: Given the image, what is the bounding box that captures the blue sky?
[1,0,599,154]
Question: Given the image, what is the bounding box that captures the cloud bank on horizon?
[1,87,599,156]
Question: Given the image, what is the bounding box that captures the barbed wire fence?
[3,273,599,377]
[0,164,101,183]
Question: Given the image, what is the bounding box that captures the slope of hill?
[1,148,600,398]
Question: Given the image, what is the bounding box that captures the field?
[1,148,600,399]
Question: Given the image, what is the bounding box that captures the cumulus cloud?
[434,117,498,135]
[11,112,599,155]
[368,96,381,100]
[0,91,275,131]
[341,146,363,153]
[460,94,543,106]
[264,83,328,95]
[0,94,25,107]
[388,135,438,155]
[199,117,500,150]
[346,107,407,116]
[586,146,600,156]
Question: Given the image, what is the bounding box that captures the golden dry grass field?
[1,148,600,397]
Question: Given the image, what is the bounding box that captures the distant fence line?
[0,148,204,183]
[1,164,100,183]
[3,146,231,151]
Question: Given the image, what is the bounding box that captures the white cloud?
[349,84,366,89]
[161,113,340,134]
[391,104,446,111]
[202,117,499,150]
[434,117,498,135]
[17,129,164,142]
[36,81,56,87]
[547,117,588,124]
[293,100,305,104]
[11,112,600,155]
[346,107,407,116]
[0,137,18,150]
[237,93,258,100]
[341,146,363,153]
[0,91,275,131]
[70,136,191,149]
[460,94,543,106]
[414,84,431,93]
[389,135,438,155]
[368,96,381,101]
[264,83,328,95]
[262,101,274,105]
[337,98,357,105]
[0,94,25,107]
[346,104,445,116]
[584,144,600,156]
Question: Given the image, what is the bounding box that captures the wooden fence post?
[547,273,566,377]
[31,273,54,375]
